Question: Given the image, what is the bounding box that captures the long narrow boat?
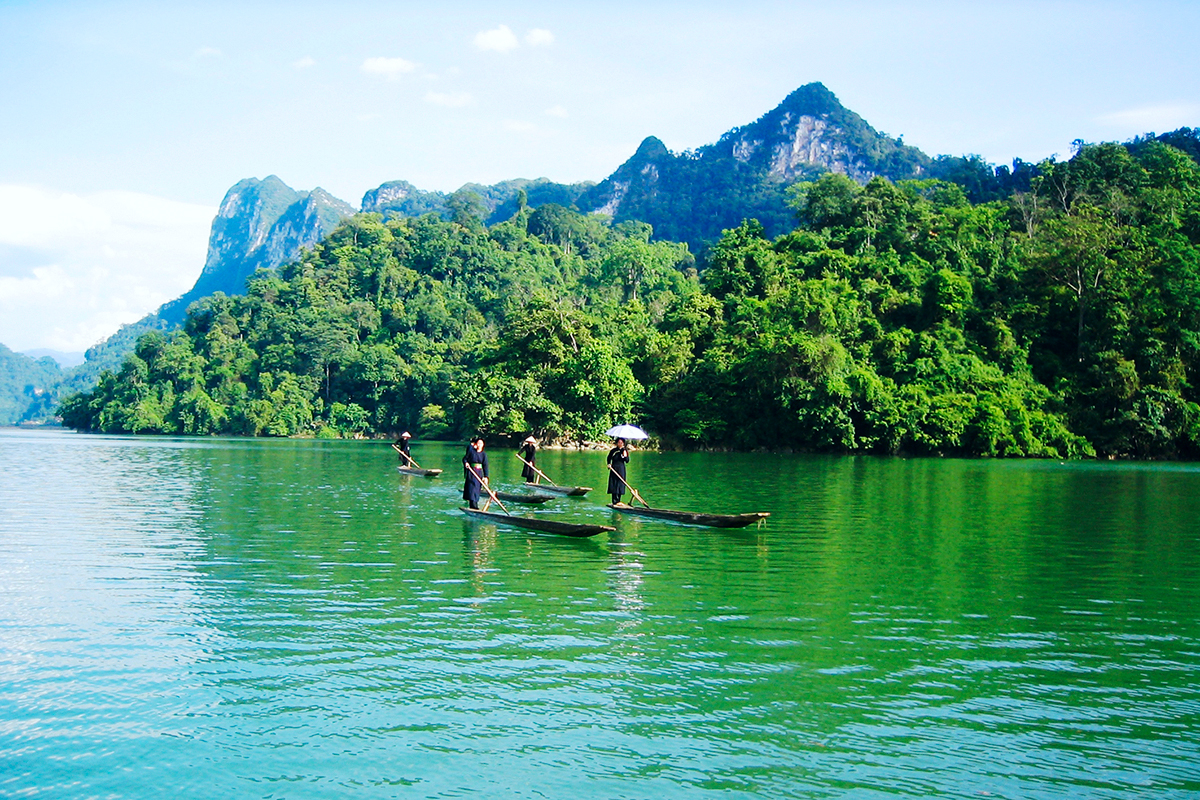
[397,465,443,477]
[493,490,556,505]
[607,502,769,529]
[523,482,591,497]
[461,507,614,538]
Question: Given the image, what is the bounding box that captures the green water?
[1,428,1198,798]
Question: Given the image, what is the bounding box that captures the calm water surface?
[1,428,1198,798]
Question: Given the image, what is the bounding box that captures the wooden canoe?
[460,508,613,537]
[493,490,556,505]
[607,502,769,529]
[523,482,592,497]
[397,466,443,477]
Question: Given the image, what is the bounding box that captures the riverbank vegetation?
[60,137,1200,458]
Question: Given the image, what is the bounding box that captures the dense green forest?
[60,138,1200,458]
[0,344,63,424]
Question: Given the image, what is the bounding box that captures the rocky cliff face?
[729,115,868,181]
[576,83,931,248]
[714,83,929,183]
[159,176,354,324]
[46,83,930,405]
[1,177,356,421]
[254,187,355,275]
[361,180,447,218]
[356,84,928,252]
[583,136,670,218]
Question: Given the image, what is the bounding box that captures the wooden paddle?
[467,464,510,515]
[391,442,421,469]
[515,454,558,487]
[607,463,651,508]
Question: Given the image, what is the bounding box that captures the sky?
[1,0,1198,354]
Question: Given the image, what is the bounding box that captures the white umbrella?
[605,424,648,440]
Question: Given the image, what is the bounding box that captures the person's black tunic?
[519,443,537,482]
[396,438,411,463]
[462,447,489,508]
[606,445,629,500]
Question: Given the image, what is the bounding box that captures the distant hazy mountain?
[0,344,63,425]
[20,349,86,368]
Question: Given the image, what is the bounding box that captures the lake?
[1,428,1198,798]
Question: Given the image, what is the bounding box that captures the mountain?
[573,82,931,249]
[20,349,86,368]
[361,177,594,226]
[11,84,1199,428]
[0,176,355,424]
[157,175,355,325]
[70,175,355,400]
[357,83,933,253]
[0,344,63,424]
[713,82,931,181]
[361,180,448,218]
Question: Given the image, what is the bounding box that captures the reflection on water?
[1,429,1198,798]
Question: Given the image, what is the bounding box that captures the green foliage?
[58,211,689,442]
[0,344,64,425]
[417,404,450,439]
[57,136,1200,458]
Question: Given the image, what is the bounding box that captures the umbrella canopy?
[605,424,648,440]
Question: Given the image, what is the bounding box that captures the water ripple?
[2,431,1199,797]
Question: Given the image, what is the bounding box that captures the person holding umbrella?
[462,436,489,510]
[518,436,538,484]
[606,437,630,506]
[604,424,649,507]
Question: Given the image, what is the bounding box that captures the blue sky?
[2,0,1198,353]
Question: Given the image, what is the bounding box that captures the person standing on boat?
[396,432,413,465]
[607,437,630,506]
[519,436,538,483]
[462,437,490,510]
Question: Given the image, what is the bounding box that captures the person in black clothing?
[519,436,538,483]
[462,437,489,509]
[395,432,413,465]
[606,438,629,506]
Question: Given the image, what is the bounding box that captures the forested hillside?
[60,139,1200,458]
[575,83,933,251]
[0,345,63,424]
[13,87,1191,431]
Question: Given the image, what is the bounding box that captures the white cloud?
[503,120,537,133]
[525,29,554,47]
[361,56,418,79]
[474,25,519,54]
[544,105,569,118]
[1095,103,1200,133]
[292,56,316,69]
[424,91,473,108]
[0,186,215,352]
[195,47,222,58]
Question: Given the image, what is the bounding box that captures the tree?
[447,190,488,232]
[1032,205,1122,361]
[600,227,686,303]
[788,173,859,230]
[702,219,777,304]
